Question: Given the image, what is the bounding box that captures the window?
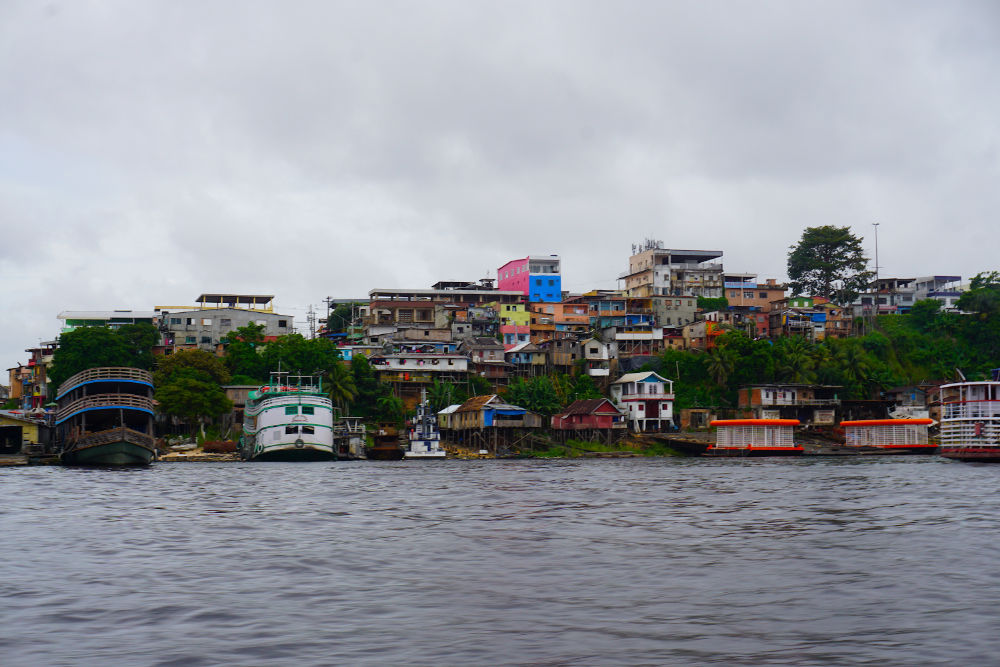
[185,336,196,344]
[285,406,298,415]
[302,406,314,415]
[170,318,181,325]
[759,292,768,299]
[285,426,298,435]
[301,426,315,435]
[202,318,212,325]
[200,336,211,344]
[744,291,754,299]
[548,279,554,286]
[221,318,231,327]
[278,320,288,327]
[186,318,194,325]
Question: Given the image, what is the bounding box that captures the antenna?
[307,304,316,339]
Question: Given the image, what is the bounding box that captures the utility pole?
[307,305,316,339]
[872,221,880,284]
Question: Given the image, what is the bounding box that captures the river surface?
[2,457,999,666]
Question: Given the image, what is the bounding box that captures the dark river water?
[3,457,999,666]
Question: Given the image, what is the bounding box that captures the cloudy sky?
[2,0,998,369]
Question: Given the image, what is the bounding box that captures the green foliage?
[49,324,160,391]
[697,296,729,312]
[224,323,267,381]
[349,354,393,419]
[375,394,405,424]
[958,271,1000,319]
[325,303,359,334]
[467,374,493,396]
[325,361,357,411]
[787,225,873,304]
[427,380,467,412]
[909,299,942,333]
[153,349,233,431]
[260,334,343,377]
[154,349,231,386]
[502,376,563,416]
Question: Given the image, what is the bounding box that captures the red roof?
[556,399,622,417]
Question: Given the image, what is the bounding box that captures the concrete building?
[156,294,293,353]
[497,255,562,302]
[621,242,724,299]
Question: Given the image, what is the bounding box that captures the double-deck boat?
[55,367,156,465]
[240,373,336,461]
[939,372,1000,462]
[840,418,937,454]
[705,419,804,456]
[405,391,446,459]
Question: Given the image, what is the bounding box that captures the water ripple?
[2,457,998,665]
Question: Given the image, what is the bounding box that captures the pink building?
[497,256,562,302]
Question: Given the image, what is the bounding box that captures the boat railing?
[943,401,1000,420]
[56,393,156,423]
[57,367,153,398]
[67,426,155,451]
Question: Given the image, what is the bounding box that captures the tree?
[224,323,267,381]
[325,303,359,334]
[49,325,159,391]
[503,376,562,417]
[153,349,232,435]
[787,226,873,304]
[325,362,357,412]
[706,346,737,387]
[908,299,942,333]
[957,271,1000,319]
[375,394,405,424]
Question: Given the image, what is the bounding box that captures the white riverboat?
[240,373,336,461]
[405,391,446,459]
[939,371,1000,462]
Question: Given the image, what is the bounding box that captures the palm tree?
[706,346,736,387]
[376,394,405,424]
[325,362,358,412]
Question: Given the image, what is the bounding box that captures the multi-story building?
[156,294,293,353]
[365,287,524,343]
[498,302,531,349]
[609,371,675,432]
[722,276,786,337]
[621,242,724,299]
[738,383,842,424]
[768,297,827,340]
[497,255,562,302]
[6,341,58,411]
[912,275,963,310]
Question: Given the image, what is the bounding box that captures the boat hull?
[940,447,1000,462]
[704,447,804,457]
[846,445,939,455]
[62,441,155,466]
[404,450,447,459]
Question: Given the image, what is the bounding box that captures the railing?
[57,393,155,422]
[943,401,1000,420]
[57,367,153,397]
[759,397,840,406]
[69,426,155,450]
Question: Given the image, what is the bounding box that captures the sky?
[2,0,998,370]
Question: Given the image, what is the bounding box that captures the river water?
[2,457,998,666]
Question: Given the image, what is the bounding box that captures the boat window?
[302,426,315,435]
[285,425,298,434]
[302,406,314,415]
[285,406,298,415]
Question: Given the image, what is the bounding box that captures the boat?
[367,423,404,460]
[840,418,937,454]
[705,419,804,456]
[939,373,1000,462]
[405,390,446,459]
[240,373,336,461]
[55,367,156,465]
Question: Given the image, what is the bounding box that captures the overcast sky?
[2,0,998,370]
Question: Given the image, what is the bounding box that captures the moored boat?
[840,418,937,454]
[705,419,804,456]
[240,373,336,461]
[367,423,404,460]
[56,367,156,465]
[405,391,446,459]
[939,374,1000,462]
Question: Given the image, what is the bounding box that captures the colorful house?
[609,371,675,432]
[551,399,626,430]
[497,256,562,302]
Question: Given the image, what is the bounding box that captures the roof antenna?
[956,368,966,381]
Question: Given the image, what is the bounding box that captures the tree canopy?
[153,349,233,430]
[787,226,873,304]
[49,323,160,391]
